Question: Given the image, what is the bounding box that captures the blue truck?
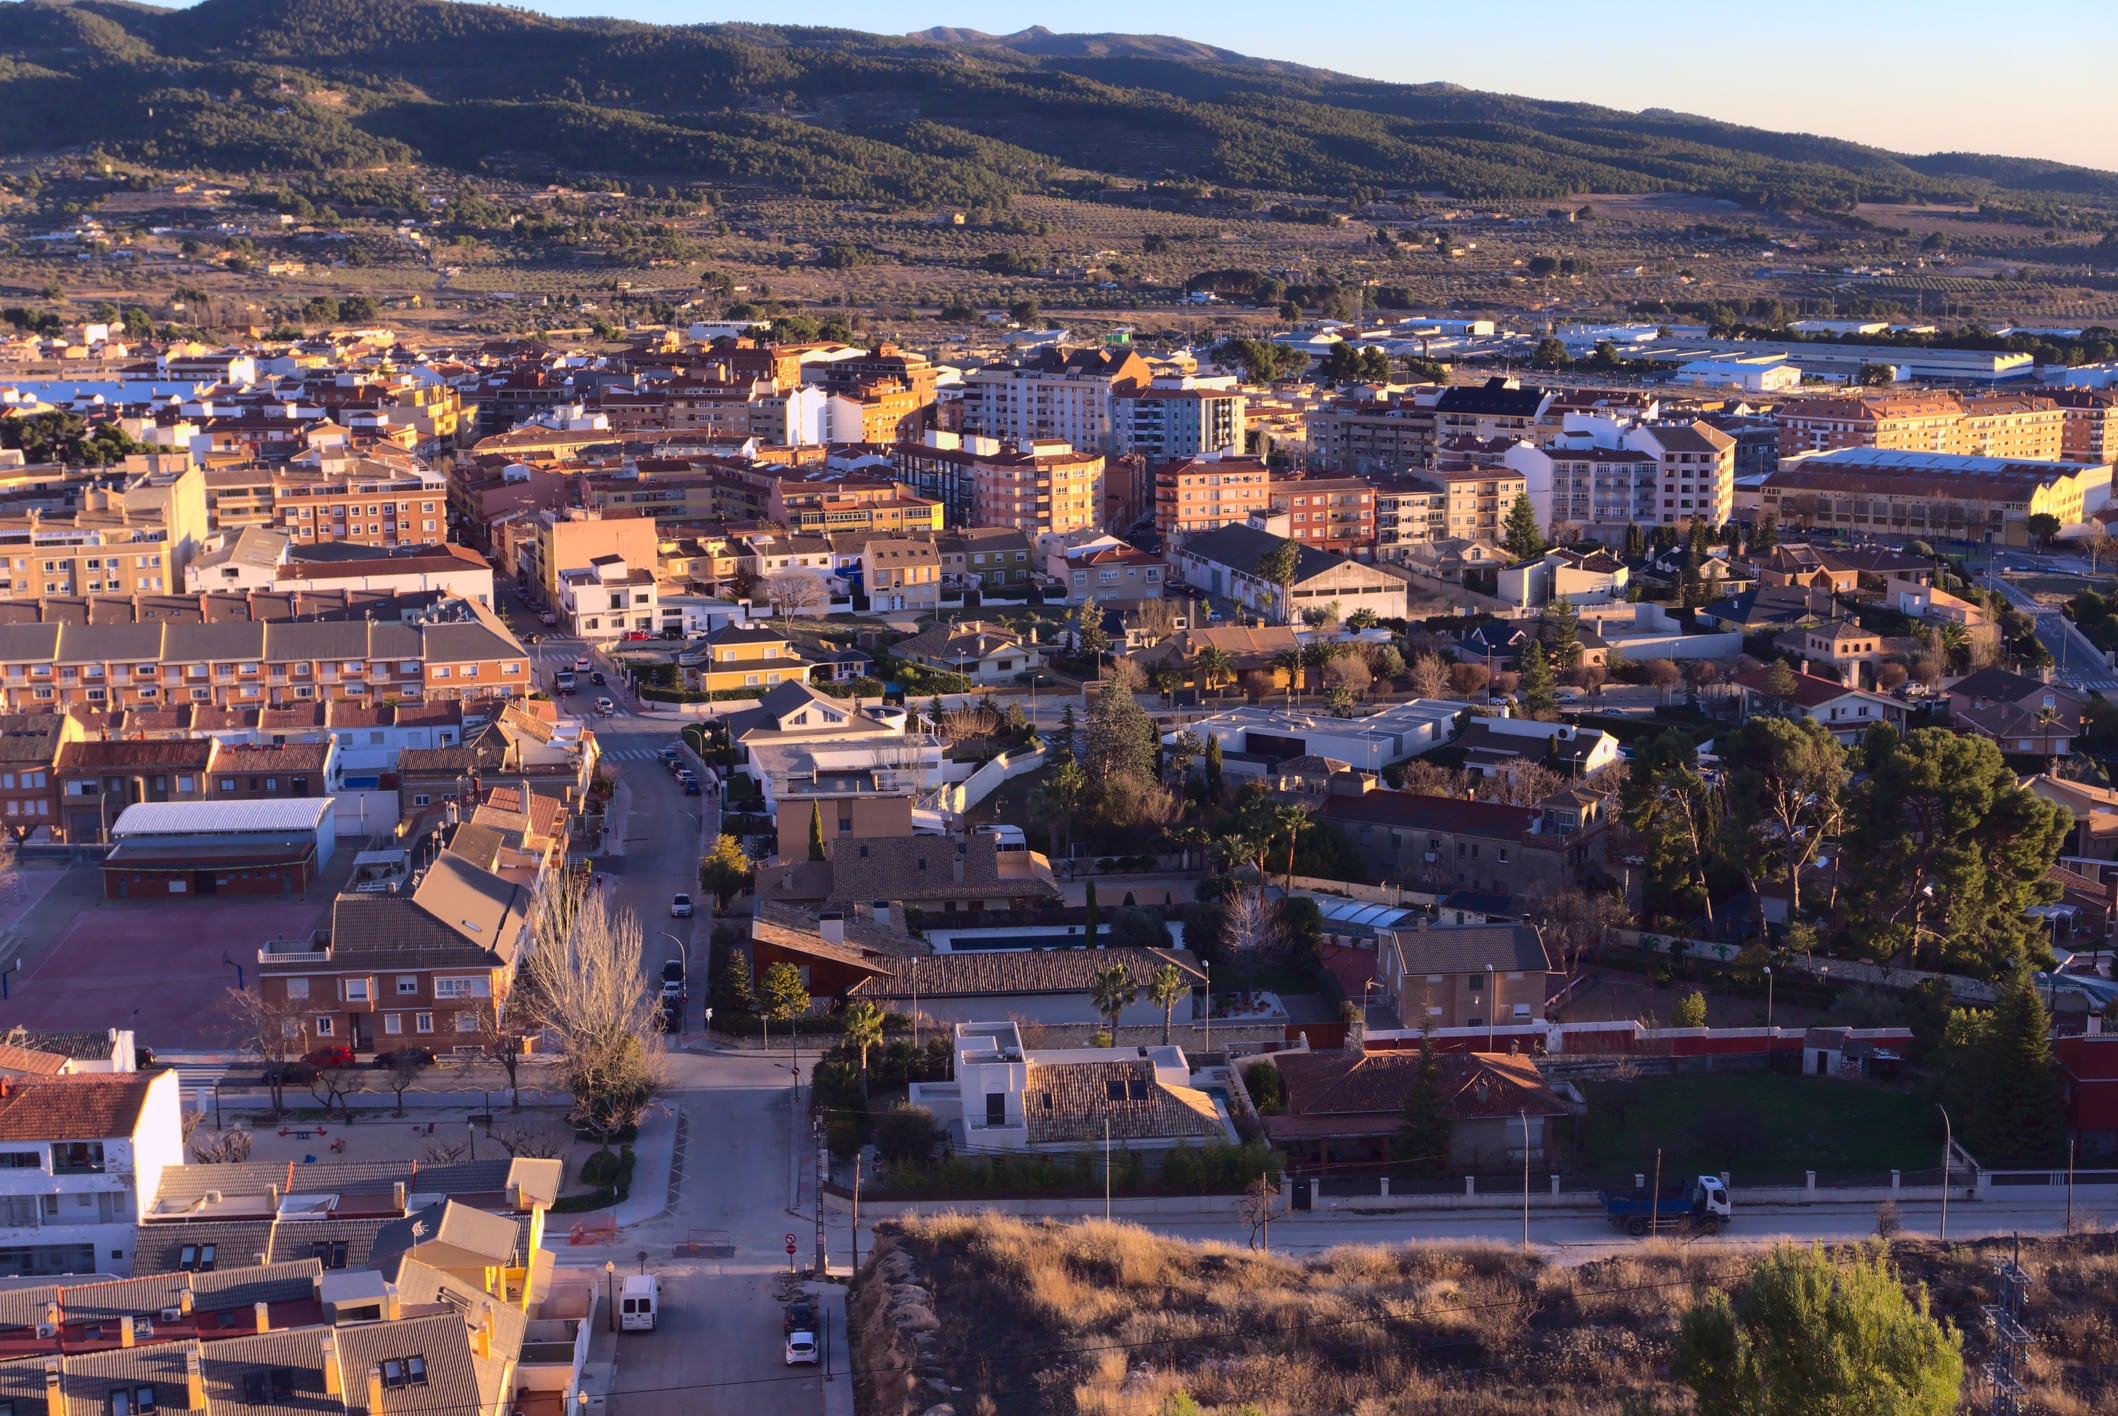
[1597,1175,1732,1236]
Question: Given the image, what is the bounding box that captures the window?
[1105,1080,1126,1102]
[311,1240,349,1269]
[384,1014,403,1036]
[314,1017,333,1036]
[380,1357,428,1388]
[454,1014,478,1033]
[984,1093,1006,1127]
[414,1012,433,1034]
[344,979,370,1002]
[286,979,310,999]
[396,976,419,995]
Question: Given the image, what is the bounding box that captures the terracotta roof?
[210,743,331,773]
[0,1073,158,1141]
[1263,1049,1569,1142]
[1318,791,1535,840]
[56,740,216,772]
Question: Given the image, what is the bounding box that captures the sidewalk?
[611,1103,681,1228]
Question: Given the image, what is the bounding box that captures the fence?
[1616,929,2001,1004]
[922,744,1046,817]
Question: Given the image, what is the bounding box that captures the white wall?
[331,790,401,838]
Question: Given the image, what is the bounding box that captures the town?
[0,3,2114,1414]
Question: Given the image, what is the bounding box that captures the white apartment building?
[1506,413,1736,539]
[961,346,1151,453]
[1112,378,1247,462]
[0,1070,183,1277]
[557,553,658,640]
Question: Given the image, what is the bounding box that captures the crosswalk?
[601,747,671,763]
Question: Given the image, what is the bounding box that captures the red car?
[305,1046,355,1069]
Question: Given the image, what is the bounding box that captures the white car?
[595,696,616,716]
[670,893,694,919]
[575,655,592,673]
[784,1332,818,1366]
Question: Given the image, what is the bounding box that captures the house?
[861,537,941,613]
[2058,1034,2118,1157]
[1171,701,1463,774]
[1947,666,2085,756]
[1495,547,1629,609]
[939,527,1035,590]
[556,553,657,641]
[0,1070,182,1276]
[1043,539,1166,606]
[1730,666,1907,744]
[1127,624,1301,687]
[1260,1047,1571,1171]
[676,622,816,695]
[1696,584,1834,634]
[745,902,911,1000]
[889,620,1041,686]
[1169,523,1408,624]
[55,739,217,844]
[848,946,1201,1031]
[1375,922,1555,1030]
[1786,619,1884,688]
[1315,791,1605,904]
[1890,577,1989,630]
[2026,774,2118,864]
[206,740,340,801]
[757,832,1062,915]
[910,1021,1235,1155]
[255,853,531,1055]
[0,711,77,839]
[1455,717,1620,780]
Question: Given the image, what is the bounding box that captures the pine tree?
[1517,639,1559,720]
[1394,1033,1453,1176]
[807,801,826,862]
[1751,511,1778,553]
[1084,679,1156,782]
[1205,734,1224,804]
[1968,964,2064,1165]
[1055,702,1079,765]
[1501,492,1547,561]
[1545,596,1581,667]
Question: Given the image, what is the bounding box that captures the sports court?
[0,896,329,1051]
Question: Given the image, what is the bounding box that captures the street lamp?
[1202,960,1211,1053]
[1936,1103,1952,1243]
[466,1119,477,1161]
[1484,964,1496,1051]
[1518,1109,1531,1254]
[604,1260,616,1333]
[1761,965,1773,1029]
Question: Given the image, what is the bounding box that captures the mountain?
[1,0,2112,212]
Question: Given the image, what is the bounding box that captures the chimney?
[367,1368,386,1416]
[254,1300,270,1334]
[186,1350,204,1410]
[320,1332,342,1396]
[393,1180,407,1213]
[817,912,845,946]
[120,1316,135,1348]
[952,856,965,884]
[475,1306,495,1360]
[872,900,891,928]
[43,1360,60,1406]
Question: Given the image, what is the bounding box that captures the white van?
[619,1274,659,1332]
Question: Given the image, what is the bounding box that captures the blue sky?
[167,1,2118,170]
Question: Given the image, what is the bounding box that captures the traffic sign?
[785,1232,797,1247]
[786,1239,797,1256]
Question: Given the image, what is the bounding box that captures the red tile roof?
[0,1074,158,1141]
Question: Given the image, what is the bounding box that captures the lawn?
[1576,1072,1939,1186]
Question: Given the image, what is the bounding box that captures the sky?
[441,0,2118,172]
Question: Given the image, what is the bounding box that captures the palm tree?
[1148,660,1183,701]
[1193,646,1236,695]
[1346,607,1380,631]
[841,1000,884,1098]
[1257,538,1301,625]
[1172,824,1212,870]
[1303,640,1344,695]
[1148,964,1187,1046]
[1273,646,1304,704]
[1090,964,1140,1038]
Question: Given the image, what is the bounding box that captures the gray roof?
[1179,523,1343,583]
[151,1159,512,1209]
[198,1328,342,1416]
[1389,923,1550,975]
[333,1312,489,1416]
[131,1221,279,1277]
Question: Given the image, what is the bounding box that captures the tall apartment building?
[1431,465,1531,542]
[891,433,1103,533]
[202,466,276,532]
[1371,478,1450,560]
[1507,415,1736,537]
[1641,420,1738,527]
[1111,379,1247,462]
[1153,455,1274,543]
[1268,477,1376,557]
[0,1070,181,1277]
[1775,390,2065,462]
[960,346,1152,453]
[2046,387,2118,465]
[806,343,940,404]
[272,461,451,550]
[1304,378,1553,475]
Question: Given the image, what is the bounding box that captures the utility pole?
[1983,1244,2030,1416]
[813,1120,827,1279]
[850,1163,862,1275]
[1519,1110,1530,1253]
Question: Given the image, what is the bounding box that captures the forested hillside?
[1,0,2112,212]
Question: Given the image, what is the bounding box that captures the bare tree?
[308,1063,365,1123]
[1237,1171,1285,1251]
[190,1129,253,1164]
[518,874,667,1149]
[1131,598,1179,645]
[1527,884,1631,982]
[383,1052,423,1116]
[761,568,830,629]
[2083,519,2110,574]
[1324,653,1372,700]
[468,992,534,1110]
[492,1124,566,1159]
[1105,656,1146,692]
[223,988,310,1119]
[1408,652,1450,700]
[1223,889,1277,955]
[422,1141,471,1163]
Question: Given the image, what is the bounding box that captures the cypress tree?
[1969,965,2064,1165]
[1394,1032,1453,1176]
[1205,735,1224,804]
[807,801,826,861]
[1083,880,1100,945]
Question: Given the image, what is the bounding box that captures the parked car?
[624,630,652,641]
[784,1332,818,1366]
[669,893,694,919]
[595,697,617,716]
[261,1059,317,1086]
[783,1300,816,1335]
[661,957,686,1002]
[658,745,681,765]
[373,1047,436,1070]
[304,1046,354,1069]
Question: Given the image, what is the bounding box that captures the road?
[1980,563,2118,694]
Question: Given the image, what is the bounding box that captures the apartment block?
[892,433,1103,534]
[2049,387,2118,464]
[0,513,177,601]
[557,555,658,640]
[272,461,451,550]
[1958,393,2068,461]
[1153,455,1274,543]
[534,508,659,606]
[0,1070,182,1277]
[1775,390,2065,462]
[1268,476,1377,556]
[960,345,1152,452]
[1112,379,1247,462]
[768,478,943,536]
[1371,478,1451,561]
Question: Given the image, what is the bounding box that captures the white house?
[910,1021,1236,1155]
[557,553,658,641]
[1170,700,1466,774]
[0,1070,183,1277]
